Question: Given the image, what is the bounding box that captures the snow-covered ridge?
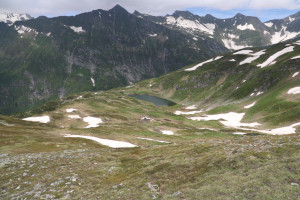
[0,13,32,24]
[165,16,215,35]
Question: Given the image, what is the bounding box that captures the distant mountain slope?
[133,38,300,128]
[134,10,300,50]
[0,5,227,114]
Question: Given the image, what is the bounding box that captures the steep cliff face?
[0,5,227,114]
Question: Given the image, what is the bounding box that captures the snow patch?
[185,105,197,110]
[222,39,251,50]
[83,116,103,128]
[69,26,85,33]
[68,115,81,119]
[287,87,300,95]
[244,101,256,109]
[188,112,261,129]
[91,77,95,87]
[174,110,203,115]
[148,33,157,37]
[165,16,215,35]
[237,23,255,31]
[292,72,299,78]
[233,50,253,55]
[264,22,273,28]
[64,134,137,148]
[160,130,174,135]
[257,46,295,68]
[229,59,236,62]
[14,25,38,35]
[185,56,223,71]
[291,55,300,60]
[271,27,300,44]
[232,132,247,135]
[23,116,50,123]
[137,137,170,144]
[239,50,266,65]
[66,108,77,113]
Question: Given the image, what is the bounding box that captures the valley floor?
[1,89,300,199]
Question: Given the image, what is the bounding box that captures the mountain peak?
[173,10,194,18]
[110,4,128,13]
[0,12,33,24]
[234,13,246,18]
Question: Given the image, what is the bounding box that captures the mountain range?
[0,5,300,199]
[1,5,300,114]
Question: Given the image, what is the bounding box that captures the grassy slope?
[1,40,300,199]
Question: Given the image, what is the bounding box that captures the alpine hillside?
[0,5,227,115]
[0,37,299,199]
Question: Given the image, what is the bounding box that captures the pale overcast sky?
[1,0,300,22]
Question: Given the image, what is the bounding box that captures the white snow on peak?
[257,46,295,68]
[239,50,266,65]
[229,59,236,62]
[23,116,50,123]
[69,26,86,33]
[185,56,223,71]
[271,27,300,44]
[91,77,95,87]
[287,87,300,95]
[264,22,273,28]
[160,130,174,135]
[83,116,103,128]
[14,25,38,35]
[0,13,31,24]
[165,16,215,35]
[137,137,170,144]
[292,72,299,78]
[64,134,137,148]
[233,50,253,55]
[222,39,251,50]
[244,101,256,109]
[237,23,255,31]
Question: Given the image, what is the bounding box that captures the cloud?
[0,0,300,17]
